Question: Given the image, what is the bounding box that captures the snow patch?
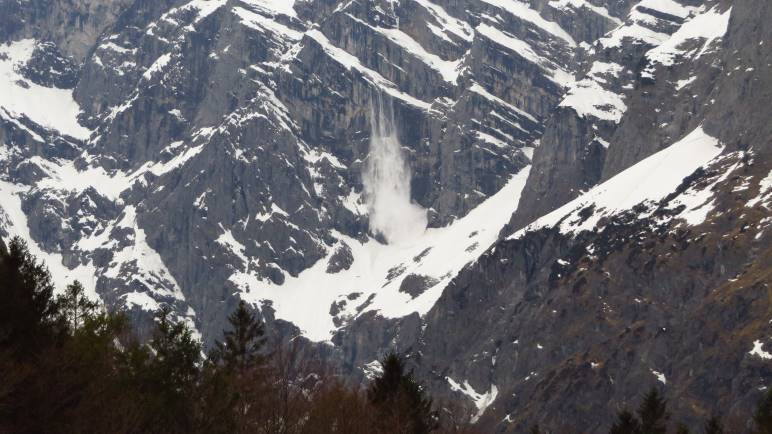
[142,53,172,80]
[675,76,696,90]
[0,39,91,139]
[512,126,723,237]
[469,82,538,123]
[645,7,732,69]
[480,0,576,46]
[559,79,627,122]
[747,170,772,208]
[350,15,461,83]
[651,369,667,384]
[447,377,499,423]
[306,30,431,110]
[413,0,474,42]
[750,340,772,360]
[599,23,669,49]
[636,0,694,19]
[102,206,186,303]
[475,24,573,85]
[548,0,622,25]
[32,143,204,201]
[362,360,384,380]
[216,227,249,268]
[240,0,297,18]
[172,0,227,24]
[123,291,161,311]
[235,167,531,341]
[0,181,98,299]
[232,6,302,40]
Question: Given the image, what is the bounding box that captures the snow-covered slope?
[237,167,529,341]
[394,0,772,430]
[0,40,91,139]
[512,126,723,237]
[1,0,609,340]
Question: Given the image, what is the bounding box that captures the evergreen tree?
[637,387,668,434]
[206,301,269,433]
[0,236,63,356]
[368,352,438,434]
[43,310,137,433]
[151,306,201,389]
[57,280,99,332]
[529,424,543,434]
[138,306,202,433]
[610,409,641,434]
[676,423,690,434]
[369,353,406,404]
[755,389,772,434]
[0,237,67,432]
[194,363,239,434]
[703,415,724,434]
[211,300,266,370]
[0,238,139,433]
[303,380,374,434]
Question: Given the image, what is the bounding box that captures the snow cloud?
[363,99,427,244]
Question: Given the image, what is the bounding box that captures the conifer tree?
[369,353,406,404]
[303,380,374,434]
[0,237,64,431]
[44,308,134,433]
[609,409,641,434]
[0,236,62,356]
[676,423,690,434]
[211,300,266,370]
[529,424,543,434]
[205,300,270,433]
[57,280,99,332]
[0,238,130,433]
[195,363,239,434]
[368,352,438,434]
[755,389,772,434]
[637,387,668,434]
[151,306,201,389]
[703,415,724,434]
[141,306,201,433]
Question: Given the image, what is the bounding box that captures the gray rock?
[1,0,770,431]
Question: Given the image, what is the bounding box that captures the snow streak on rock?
[363,99,427,245]
[0,39,91,139]
[510,126,724,238]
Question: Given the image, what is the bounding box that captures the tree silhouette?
[755,389,772,434]
[703,415,724,434]
[638,387,668,434]
[0,236,62,357]
[610,409,641,434]
[134,306,202,433]
[368,352,438,434]
[210,300,266,371]
[57,280,99,332]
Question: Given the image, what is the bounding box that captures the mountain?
[1,0,770,431]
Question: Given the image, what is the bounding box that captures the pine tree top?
[211,300,266,370]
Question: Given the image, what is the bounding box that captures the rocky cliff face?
[1,0,771,431]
